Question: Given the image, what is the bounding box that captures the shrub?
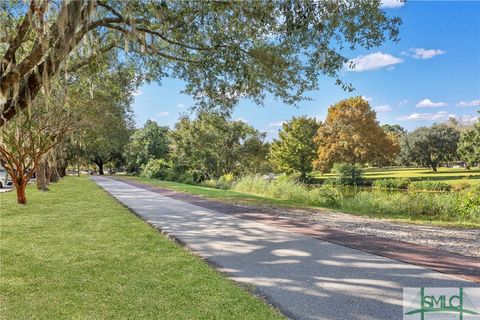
[456,184,480,221]
[233,174,340,207]
[199,173,235,189]
[200,179,219,188]
[321,177,338,186]
[307,187,340,207]
[343,190,460,219]
[233,175,270,195]
[217,173,235,189]
[141,159,171,179]
[373,178,410,190]
[332,163,365,186]
[165,170,178,182]
[190,170,207,184]
[341,185,478,223]
[177,172,194,184]
[409,180,452,192]
[452,180,471,191]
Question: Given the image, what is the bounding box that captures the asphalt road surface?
[93,176,478,320]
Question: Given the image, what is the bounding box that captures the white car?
[0,167,12,188]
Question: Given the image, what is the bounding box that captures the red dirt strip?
[111,177,480,283]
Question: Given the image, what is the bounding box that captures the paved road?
[93,177,478,320]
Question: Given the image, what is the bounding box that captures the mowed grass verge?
[0,177,283,320]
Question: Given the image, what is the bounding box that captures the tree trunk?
[36,161,49,191]
[14,177,28,205]
[50,167,60,182]
[59,165,67,177]
[97,161,104,175]
[300,170,307,182]
[45,161,51,184]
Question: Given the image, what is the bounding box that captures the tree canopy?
[170,112,268,178]
[62,61,136,175]
[270,116,320,180]
[314,96,399,173]
[401,123,460,172]
[382,124,405,135]
[457,120,480,168]
[1,0,401,126]
[124,120,170,173]
[0,84,77,203]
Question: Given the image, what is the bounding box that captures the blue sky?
[132,0,480,139]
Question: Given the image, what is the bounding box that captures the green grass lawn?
[313,167,480,185]
[0,177,283,319]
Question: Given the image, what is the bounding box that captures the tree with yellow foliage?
[314,97,400,173]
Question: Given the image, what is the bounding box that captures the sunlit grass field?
[0,177,283,319]
[313,167,480,185]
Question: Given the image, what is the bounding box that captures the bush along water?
[231,174,479,224]
[408,180,452,192]
[331,163,365,186]
[340,184,479,223]
[373,178,410,190]
[233,174,340,207]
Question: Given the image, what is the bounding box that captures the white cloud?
[398,112,478,125]
[397,111,455,121]
[176,103,186,108]
[398,99,408,106]
[416,98,448,108]
[346,52,403,72]
[375,105,392,113]
[361,96,372,102]
[409,48,445,60]
[457,100,480,107]
[269,121,285,127]
[381,0,405,8]
[155,111,169,117]
[132,89,142,96]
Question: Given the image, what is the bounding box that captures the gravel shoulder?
[246,205,480,259]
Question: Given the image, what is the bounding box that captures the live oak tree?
[123,120,170,173]
[72,65,136,175]
[170,112,268,178]
[458,120,480,168]
[381,124,405,135]
[1,0,401,126]
[270,116,320,181]
[402,123,460,172]
[314,97,400,173]
[36,142,67,191]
